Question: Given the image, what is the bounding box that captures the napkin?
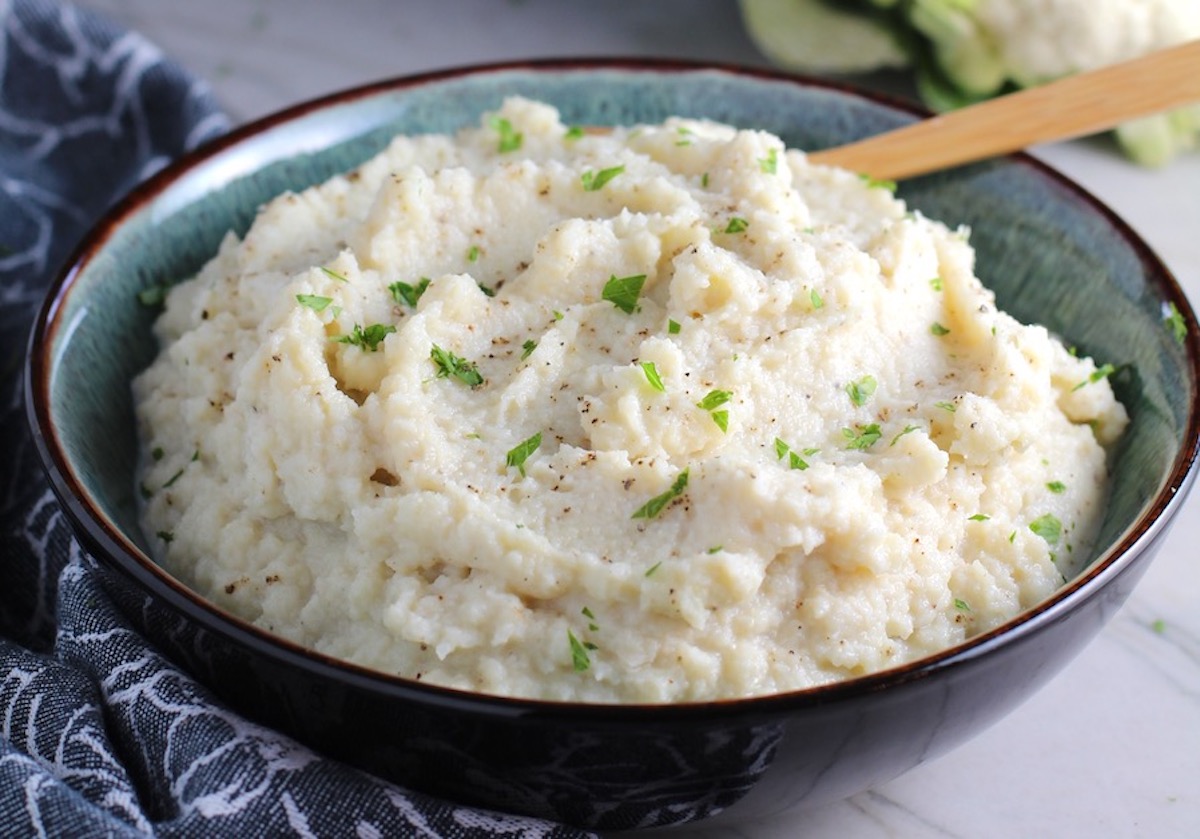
[0,2,595,835]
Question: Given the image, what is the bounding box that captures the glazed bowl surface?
[26,59,1200,831]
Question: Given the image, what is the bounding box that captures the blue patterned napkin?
[0,2,593,835]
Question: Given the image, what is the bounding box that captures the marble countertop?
[75,2,1200,836]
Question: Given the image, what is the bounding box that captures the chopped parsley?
[1164,301,1187,344]
[954,598,972,612]
[968,513,990,521]
[842,423,882,450]
[581,165,625,191]
[1151,618,1167,634]
[644,561,663,578]
[582,606,599,631]
[859,173,897,192]
[155,530,175,544]
[774,437,809,470]
[430,344,484,387]
[521,339,537,359]
[564,125,584,141]
[335,323,395,352]
[707,545,723,554]
[846,375,877,407]
[505,432,542,477]
[1072,363,1116,391]
[601,273,646,314]
[567,629,596,672]
[935,400,957,412]
[320,267,350,283]
[136,284,169,307]
[490,116,523,153]
[810,289,824,309]
[930,322,951,336]
[758,148,778,174]
[696,390,732,432]
[724,217,749,234]
[296,294,333,312]
[668,318,682,335]
[631,468,689,520]
[1046,480,1067,494]
[890,424,920,446]
[389,278,431,308]
[1029,513,1062,546]
[467,245,481,262]
[641,361,666,392]
[477,282,495,297]
[929,277,944,292]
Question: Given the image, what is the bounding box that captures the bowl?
[26,59,1200,831]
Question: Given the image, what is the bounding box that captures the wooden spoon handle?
[808,39,1200,180]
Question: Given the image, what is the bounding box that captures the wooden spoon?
[807,39,1200,180]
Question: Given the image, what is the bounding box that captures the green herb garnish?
[935,400,957,412]
[156,530,175,544]
[430,344,484,387]
[581,165,625,191]
[490,116,523,152]
[467,245,481,263]
[846,375,877,407]
[568,629,595,672]
[810,289,824,309]
[1029,513,1062,546]
[505,432,542,477]
[930,322,951,336]
[774,437,809,470]
[842,423,882,450]
[724,217,749,234]
[645,561,663,578]
[859,173,897,192]
[320,266,350,283]
[759,148,778,174]
[696,390,732,411]
[929,277,944,292]
[296,294,333,312]
[601,273,646,314]
[389,278,431,308]
[631,468,689,520]
[968,513,990,521]
[641,361,665,392]
[521,339,537,360]
[582,606,599,631]
[954,598,971,612]
[335,323,395,352]
[1072,363,1116,391]
[890,424,920,446]
[668,319,681,335]
[1164,301,1187,344]
[564,125,584,141]
[1046,481,1067,494]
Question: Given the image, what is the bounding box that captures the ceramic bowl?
[26,59,1200,831]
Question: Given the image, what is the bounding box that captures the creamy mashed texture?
[134,98,1128,702]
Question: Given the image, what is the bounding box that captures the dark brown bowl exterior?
[25,59,1200,831]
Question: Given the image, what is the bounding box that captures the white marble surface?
[74,2,1200,836]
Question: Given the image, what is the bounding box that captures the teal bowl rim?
[25,57,1200,717]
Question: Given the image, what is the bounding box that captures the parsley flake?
[668,318,681,335]
[631,468,689,520]
[842,423,882,450]
[156,530,175,544]
[389,278,431,308]
[710,410,730,433]
[859,173,897,192]
[430,344,484,387]
[1164,301,1187,344]
[1072,363,1116,391]
[136,284,169,307]
[296,294,333,312]
[846,375,877,407]
[645,561,663,578]
[505,432,542,477]
[759,148,778,174]
[696,390,732,411]
[929,277,944,292]
[320,267,350,283]
[564,125,584,141]
[890,424,920,446]
[930,322,951,336]
[521,339,537,359]
[954,598,972,612]
[935,400,957,413]
[335,323,395,352]
[582,606,599,631]
[581,165,625,191]
[490,116,523,153]
[568,629,593,672]
[724,217,749,234]
[1029,513,1062,546]
[1046,480,1067,494]
[467,245,481,263]
[968,513,990,522]
[602,273,646,314]
[641,361,666,392]
[774,437,809,470]
[810,289,824,309]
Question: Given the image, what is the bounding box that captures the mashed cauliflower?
[134,98,1127,702]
